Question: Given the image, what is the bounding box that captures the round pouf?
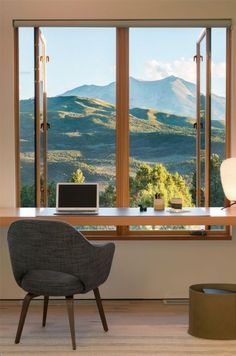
[189,283,236,340]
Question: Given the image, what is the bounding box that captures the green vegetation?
[100,163,193,208]
[70,169,85,183]
[190,153,224,207]
[19,96,226,208]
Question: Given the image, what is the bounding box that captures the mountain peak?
[60,76,225,120]
[162,75,179,82]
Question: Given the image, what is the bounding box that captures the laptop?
[56,183,99,214]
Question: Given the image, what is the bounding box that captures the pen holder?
[154,198,165,211]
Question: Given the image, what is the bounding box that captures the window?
[15,22,231,239]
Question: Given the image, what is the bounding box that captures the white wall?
[0,0,236,299]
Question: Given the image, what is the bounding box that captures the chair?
[7,219,115,350]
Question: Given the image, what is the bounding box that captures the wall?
[0,0,236,299]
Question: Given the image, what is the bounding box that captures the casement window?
[14,20,231,239]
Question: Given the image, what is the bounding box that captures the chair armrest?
[78,241,115,293]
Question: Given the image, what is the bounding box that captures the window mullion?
[14,28,20,207]
[116,28,129,236]
[205,28,211,208]
[116,28,129,207]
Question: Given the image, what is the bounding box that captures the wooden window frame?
[14,25,232,240]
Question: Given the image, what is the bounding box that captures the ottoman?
[189,283,236,339]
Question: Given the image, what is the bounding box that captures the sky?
[19,27,227,99]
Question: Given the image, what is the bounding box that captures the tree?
[100,184,116,207]
[130,163,192,208]
[21,184,35,207]
[70,169,85,183]
[210,153,224,207]
[100,163,193,208]
[48,181,56,207]
[190,153,224,207]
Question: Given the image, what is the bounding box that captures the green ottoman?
[189,284,236,339]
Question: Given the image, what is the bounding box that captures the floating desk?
[0,207,236,226]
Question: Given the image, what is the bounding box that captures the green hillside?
[20,96,225,189]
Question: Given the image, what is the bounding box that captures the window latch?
[193,55,203,62]
[193,122,204,129]
[40,122,51,132]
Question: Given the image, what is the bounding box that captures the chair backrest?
[7,219,91,286]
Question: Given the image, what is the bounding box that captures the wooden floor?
[1,300,236,355]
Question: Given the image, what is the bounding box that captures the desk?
[0,207,236,226]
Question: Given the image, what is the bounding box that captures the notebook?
[56,183,99,214]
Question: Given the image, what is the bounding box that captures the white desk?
[0,207,235,226]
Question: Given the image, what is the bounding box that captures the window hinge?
[40,55,50,63]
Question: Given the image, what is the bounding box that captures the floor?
[1,300,236,355]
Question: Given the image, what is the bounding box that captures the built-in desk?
[0,207,236,226]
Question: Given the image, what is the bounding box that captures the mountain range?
[19,95,225,187]
[62,76,225,120]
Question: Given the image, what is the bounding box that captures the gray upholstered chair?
[7,219,115,350]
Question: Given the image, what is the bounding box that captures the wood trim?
[13,19,232,28]
[205,28,211,208]
[222,28,232,216]
[84,235,231,241]
[43,91,48,206]
[14,28,20,207]
[196,41,201,207]
[34,28,41,207]
[116,28,129,208]
[225,27,231,160]
[116,28,129,236]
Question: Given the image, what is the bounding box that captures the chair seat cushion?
[21,269,85,296]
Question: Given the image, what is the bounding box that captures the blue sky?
[19,27,226,99]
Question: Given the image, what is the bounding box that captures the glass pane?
[129,28,201,231]
[42,27,116,230]
[19,28,35,207]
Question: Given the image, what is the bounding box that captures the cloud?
[212,62,226,79]
[144,58,226,84]
[144,58,196,83]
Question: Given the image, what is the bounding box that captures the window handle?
[193,55,203,62]
[193,122,204,129]
[40,122,51,131]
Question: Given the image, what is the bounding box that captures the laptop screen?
[56,183,99,211]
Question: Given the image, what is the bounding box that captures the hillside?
[20,95,225,188]
[62,76,225,121]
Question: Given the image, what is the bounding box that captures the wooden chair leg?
[65,295,76,350]
[15,292,37,344]
[42,296,49,327]
[93,287,108,332]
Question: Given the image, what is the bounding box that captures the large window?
[16,22,231,239]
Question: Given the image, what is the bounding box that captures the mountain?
[62,76,226,120]
[20,96,225,187]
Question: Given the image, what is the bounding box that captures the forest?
[19,95,225,208]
